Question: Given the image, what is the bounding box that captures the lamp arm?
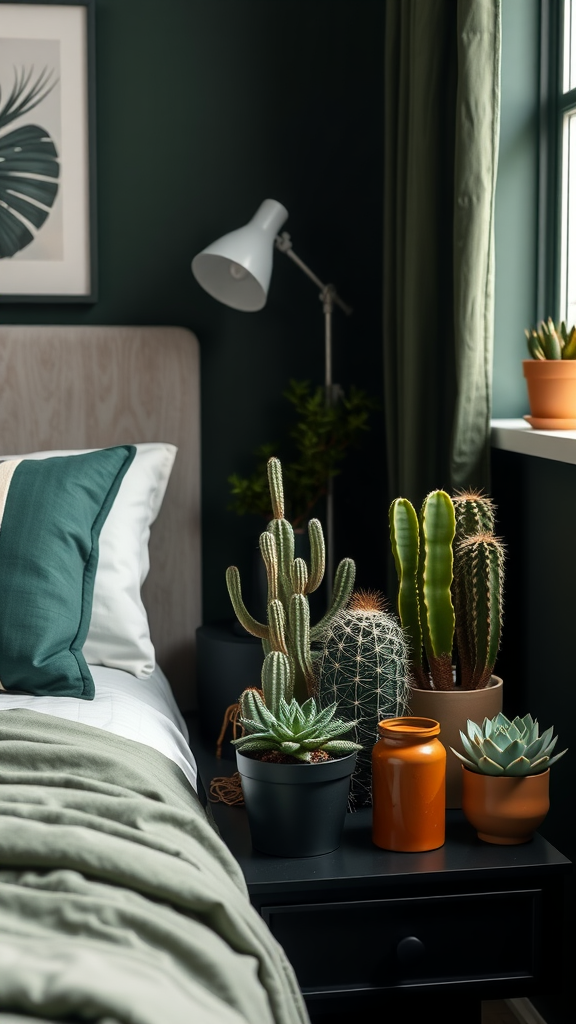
[275,231,352,597]
[275,232,353,316]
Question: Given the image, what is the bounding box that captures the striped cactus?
[452,532,505,690]
[226,457,355,703]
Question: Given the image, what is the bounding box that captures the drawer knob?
[396,936,425,967]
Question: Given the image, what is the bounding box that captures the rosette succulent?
[525,318,576,360]
[451,713,567,777]
[233,687,361,763]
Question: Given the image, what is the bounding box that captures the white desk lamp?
[192,198,352,589]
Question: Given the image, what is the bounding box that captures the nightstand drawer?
[262,889,541,995]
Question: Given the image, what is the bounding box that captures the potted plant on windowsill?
[389,489,505,808]
[226,456,361,856]
[452,713,567,845]
[523,318,576,429]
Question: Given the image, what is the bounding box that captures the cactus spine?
[390,490,456,691]
[317,591,412,808]
[226,457,356,703]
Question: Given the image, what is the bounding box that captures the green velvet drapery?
[383,0,501,505]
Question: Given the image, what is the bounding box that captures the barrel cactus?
[451,713,567,776]
[316,591,412,808]
[226,457,356,703]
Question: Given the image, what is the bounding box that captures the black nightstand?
[187,719,572,1024]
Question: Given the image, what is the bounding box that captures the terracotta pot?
[408,676,503,809]
[372,717,446,852]
[461,767,550,845]
[523,359,576,422]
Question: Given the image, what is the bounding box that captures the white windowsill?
[491,418,576,465]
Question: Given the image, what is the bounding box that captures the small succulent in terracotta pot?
[523,318,576,427]
[452,713,567,845]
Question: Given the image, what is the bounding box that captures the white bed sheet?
[0,665,197,792]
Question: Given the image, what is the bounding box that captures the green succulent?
[525,318,576,360]
[450,713,567,777]
[233,649,361,762]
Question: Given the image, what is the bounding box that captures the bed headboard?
[0,325,201,712]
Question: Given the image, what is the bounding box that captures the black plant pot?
[236,750,357,857]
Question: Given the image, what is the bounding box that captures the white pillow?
[1,443,177,678]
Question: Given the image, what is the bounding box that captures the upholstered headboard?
[0,325,201,712]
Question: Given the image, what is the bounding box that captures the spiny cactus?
[316,590,412,808]
[525,318,576,360]
[453,532,505,690]
[390,490,455,691]
[451,713,567,776]
[453,490,495,542]
[390,489,505,691]
[226,457,356,703]
[233,650,361,762]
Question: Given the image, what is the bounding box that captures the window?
[559,1,576,323]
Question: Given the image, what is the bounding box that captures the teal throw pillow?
[0,446,136,699]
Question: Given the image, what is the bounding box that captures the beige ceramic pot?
[408,676,503,808]
[461,767,550,845]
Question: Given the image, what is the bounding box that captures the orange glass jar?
[372,717,446,852]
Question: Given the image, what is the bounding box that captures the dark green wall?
[1,0,387,622]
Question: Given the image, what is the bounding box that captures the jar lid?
[377,716,440,738]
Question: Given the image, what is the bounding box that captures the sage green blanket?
[0,709,309,1024]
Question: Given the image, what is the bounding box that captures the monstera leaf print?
[0,68,60,258]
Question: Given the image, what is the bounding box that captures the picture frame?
[0,0,97,302]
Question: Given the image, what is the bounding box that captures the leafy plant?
[228,379,376,528]
[233,650,361,762]
[0,67,60,259]
[451,713,567,777]
[525,318,576,360]
[226,457,356,703]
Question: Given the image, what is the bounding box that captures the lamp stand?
[274,233,352,596]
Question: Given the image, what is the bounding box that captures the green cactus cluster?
[389,490,504,691]
[316,591,412,808]
[451,713,567,777]
[233,651,361,762]
[525,318,576,360]
[226,457,356,705]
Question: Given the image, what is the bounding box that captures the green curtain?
[383,0,501,505]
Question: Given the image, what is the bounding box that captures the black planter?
[236,750,357,857]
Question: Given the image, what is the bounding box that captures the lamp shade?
[191,199,289,311]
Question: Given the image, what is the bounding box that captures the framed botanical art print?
[0,0,97,301]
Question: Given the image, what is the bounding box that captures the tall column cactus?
[452,490,504,689]
[390,490,456,691]
[226,457,356,703]
[389,488,505,691]
[316,591,412,808]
